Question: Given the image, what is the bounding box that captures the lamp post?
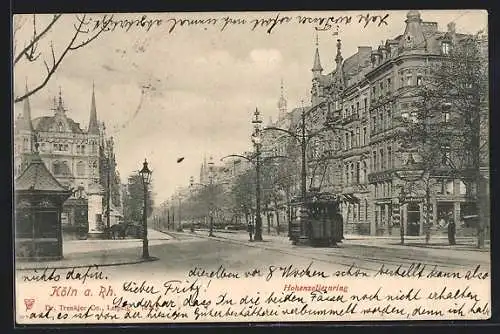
[263,101,331,242]
[251,108,264,241]
[105,138,113,239]
[139,158,152,259]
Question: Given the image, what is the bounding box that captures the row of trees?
[123,174,154,224]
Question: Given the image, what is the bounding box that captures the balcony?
[341,113,360,125]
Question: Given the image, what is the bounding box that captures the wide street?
[88,230,490,280]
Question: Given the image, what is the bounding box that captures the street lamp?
[138,158,152,259]
[263,101,329,243]
[251,108,264,241]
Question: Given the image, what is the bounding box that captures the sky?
[12,9,488,204]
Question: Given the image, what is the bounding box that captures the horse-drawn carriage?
[289,191,343,247]
[107,221,144,239]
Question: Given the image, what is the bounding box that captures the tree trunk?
[275,200,280,236]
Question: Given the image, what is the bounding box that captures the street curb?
[15,256,159,271]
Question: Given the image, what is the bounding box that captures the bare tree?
[13,14,107,103]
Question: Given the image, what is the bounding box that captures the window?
[40,143,46,152]
[52,161,61,175]
[406,74,412,86]
[362,161,367,183]
[76,161,85,176]
[380,81,384,96]
[445,180,454,195]
[387,78,391,93]
[356,162,360,184]
[362,127,367,146]
[374,183,378,198]
[372,116,376,133]
[442,42,451,55]
[350,163,354,184]
[356,128,360,147]
[373,151,377,171]
[387,146,392,169]
[345,165,349,185]
[459,181,467,195]
[442,145,451,165]
[363,98,368,113]
[443,111,450,123]
[416,74,423,86]
[58,122,63,132]
[356,102,360,116]
[372,86,376,97]
[345,133,349,150]
[380,148,385,169]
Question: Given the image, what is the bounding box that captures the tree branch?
[14,14,62,65]
[14,14,107,103]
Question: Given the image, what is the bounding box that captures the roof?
[16,152,70,193]
[32,116,84,134]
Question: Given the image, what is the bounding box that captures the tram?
[289,191,343,247]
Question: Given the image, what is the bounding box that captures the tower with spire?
[331,39,345,92]
[277,78,287,120]
[311,32,325,105]
[88,82,100,135]
[311,33,323,78]
[14,81,35,175]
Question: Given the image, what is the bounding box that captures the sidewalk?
[191,229,490,265]
[15,229,172,270]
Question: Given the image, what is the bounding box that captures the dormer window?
[406,73,413,86]
[416,74,423,86]
[441,42,451,55]
[58,122,63,132]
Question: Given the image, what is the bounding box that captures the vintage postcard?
[13,9,490,324]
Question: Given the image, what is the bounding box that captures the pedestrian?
[247,221,254,242]
[447,219,456,245]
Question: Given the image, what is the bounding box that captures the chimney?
[447,22,456,34]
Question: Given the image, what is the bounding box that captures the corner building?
[14,85,111,238]
[310,10,477,236]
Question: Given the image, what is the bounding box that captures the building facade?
[14,84,117,238]
[303,10,485,236]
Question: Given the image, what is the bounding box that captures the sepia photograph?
[12,9,490,324]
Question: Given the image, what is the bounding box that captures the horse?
[109,223,127,240]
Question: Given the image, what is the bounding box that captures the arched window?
[58,122,63,132]
[62,161,71,175]
[350,163,354,184]
[52,161,61,175]
[76,161,85,176]
[362,161,368,183]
